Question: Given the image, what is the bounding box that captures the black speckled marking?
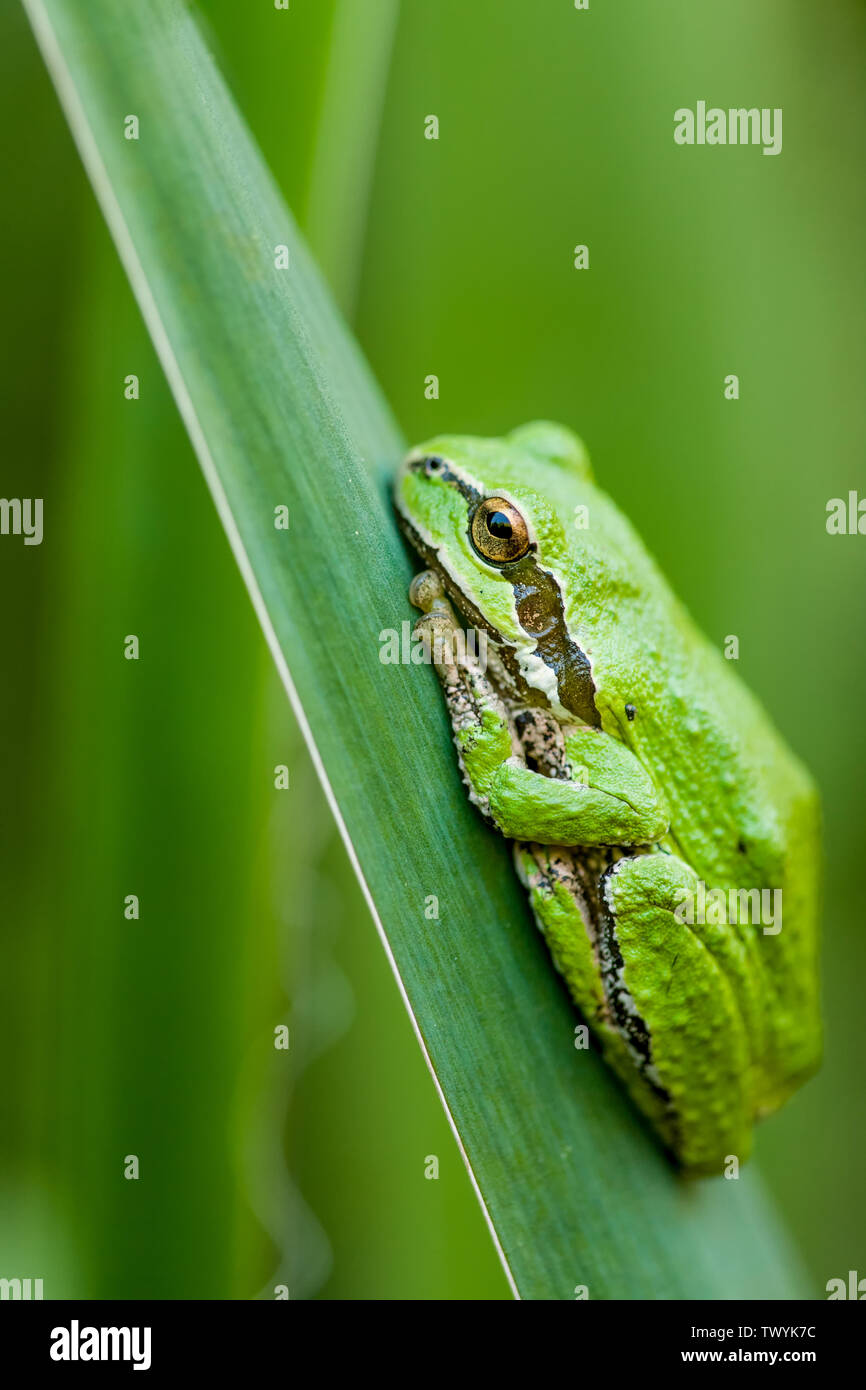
[598,860,671,1107]
[514,708,571,779]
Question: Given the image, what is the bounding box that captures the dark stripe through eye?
[401,453,599,725]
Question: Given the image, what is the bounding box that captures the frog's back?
[540,464,822,1103]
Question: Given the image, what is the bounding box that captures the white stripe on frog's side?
[397,460,585,723]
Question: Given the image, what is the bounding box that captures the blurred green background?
[1,0,863,1298]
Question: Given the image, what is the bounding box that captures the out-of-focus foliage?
[2,0,863,1297]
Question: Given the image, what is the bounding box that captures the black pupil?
[487,510,513,539]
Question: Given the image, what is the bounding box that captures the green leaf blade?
[25,0,812,1299]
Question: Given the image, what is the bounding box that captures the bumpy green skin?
[395,422,821,1174]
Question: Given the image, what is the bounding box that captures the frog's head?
[393,421,601,724]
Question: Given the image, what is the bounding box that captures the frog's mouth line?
[395,507,546,713]
[395,490,601,728]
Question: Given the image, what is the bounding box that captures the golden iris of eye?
[470,496,531,564]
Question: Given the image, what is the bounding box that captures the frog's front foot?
[408,570,462,675]
[408,568,450,616]
[412,610,460,680]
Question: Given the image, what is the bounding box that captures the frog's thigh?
[515,843,674,1146]
[514,844,608,1026]
[604,852,752,1171]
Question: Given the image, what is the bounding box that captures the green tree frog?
[394,422,821,1174]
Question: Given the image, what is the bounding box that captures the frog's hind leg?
[514,842,674,1149]
[599,850,754,1172]
[515,843,611,1032]
[517,844,755,1172]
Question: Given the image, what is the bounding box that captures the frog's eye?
[470,496,531,564]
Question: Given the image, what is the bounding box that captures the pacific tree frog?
[394,422,821,1174]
